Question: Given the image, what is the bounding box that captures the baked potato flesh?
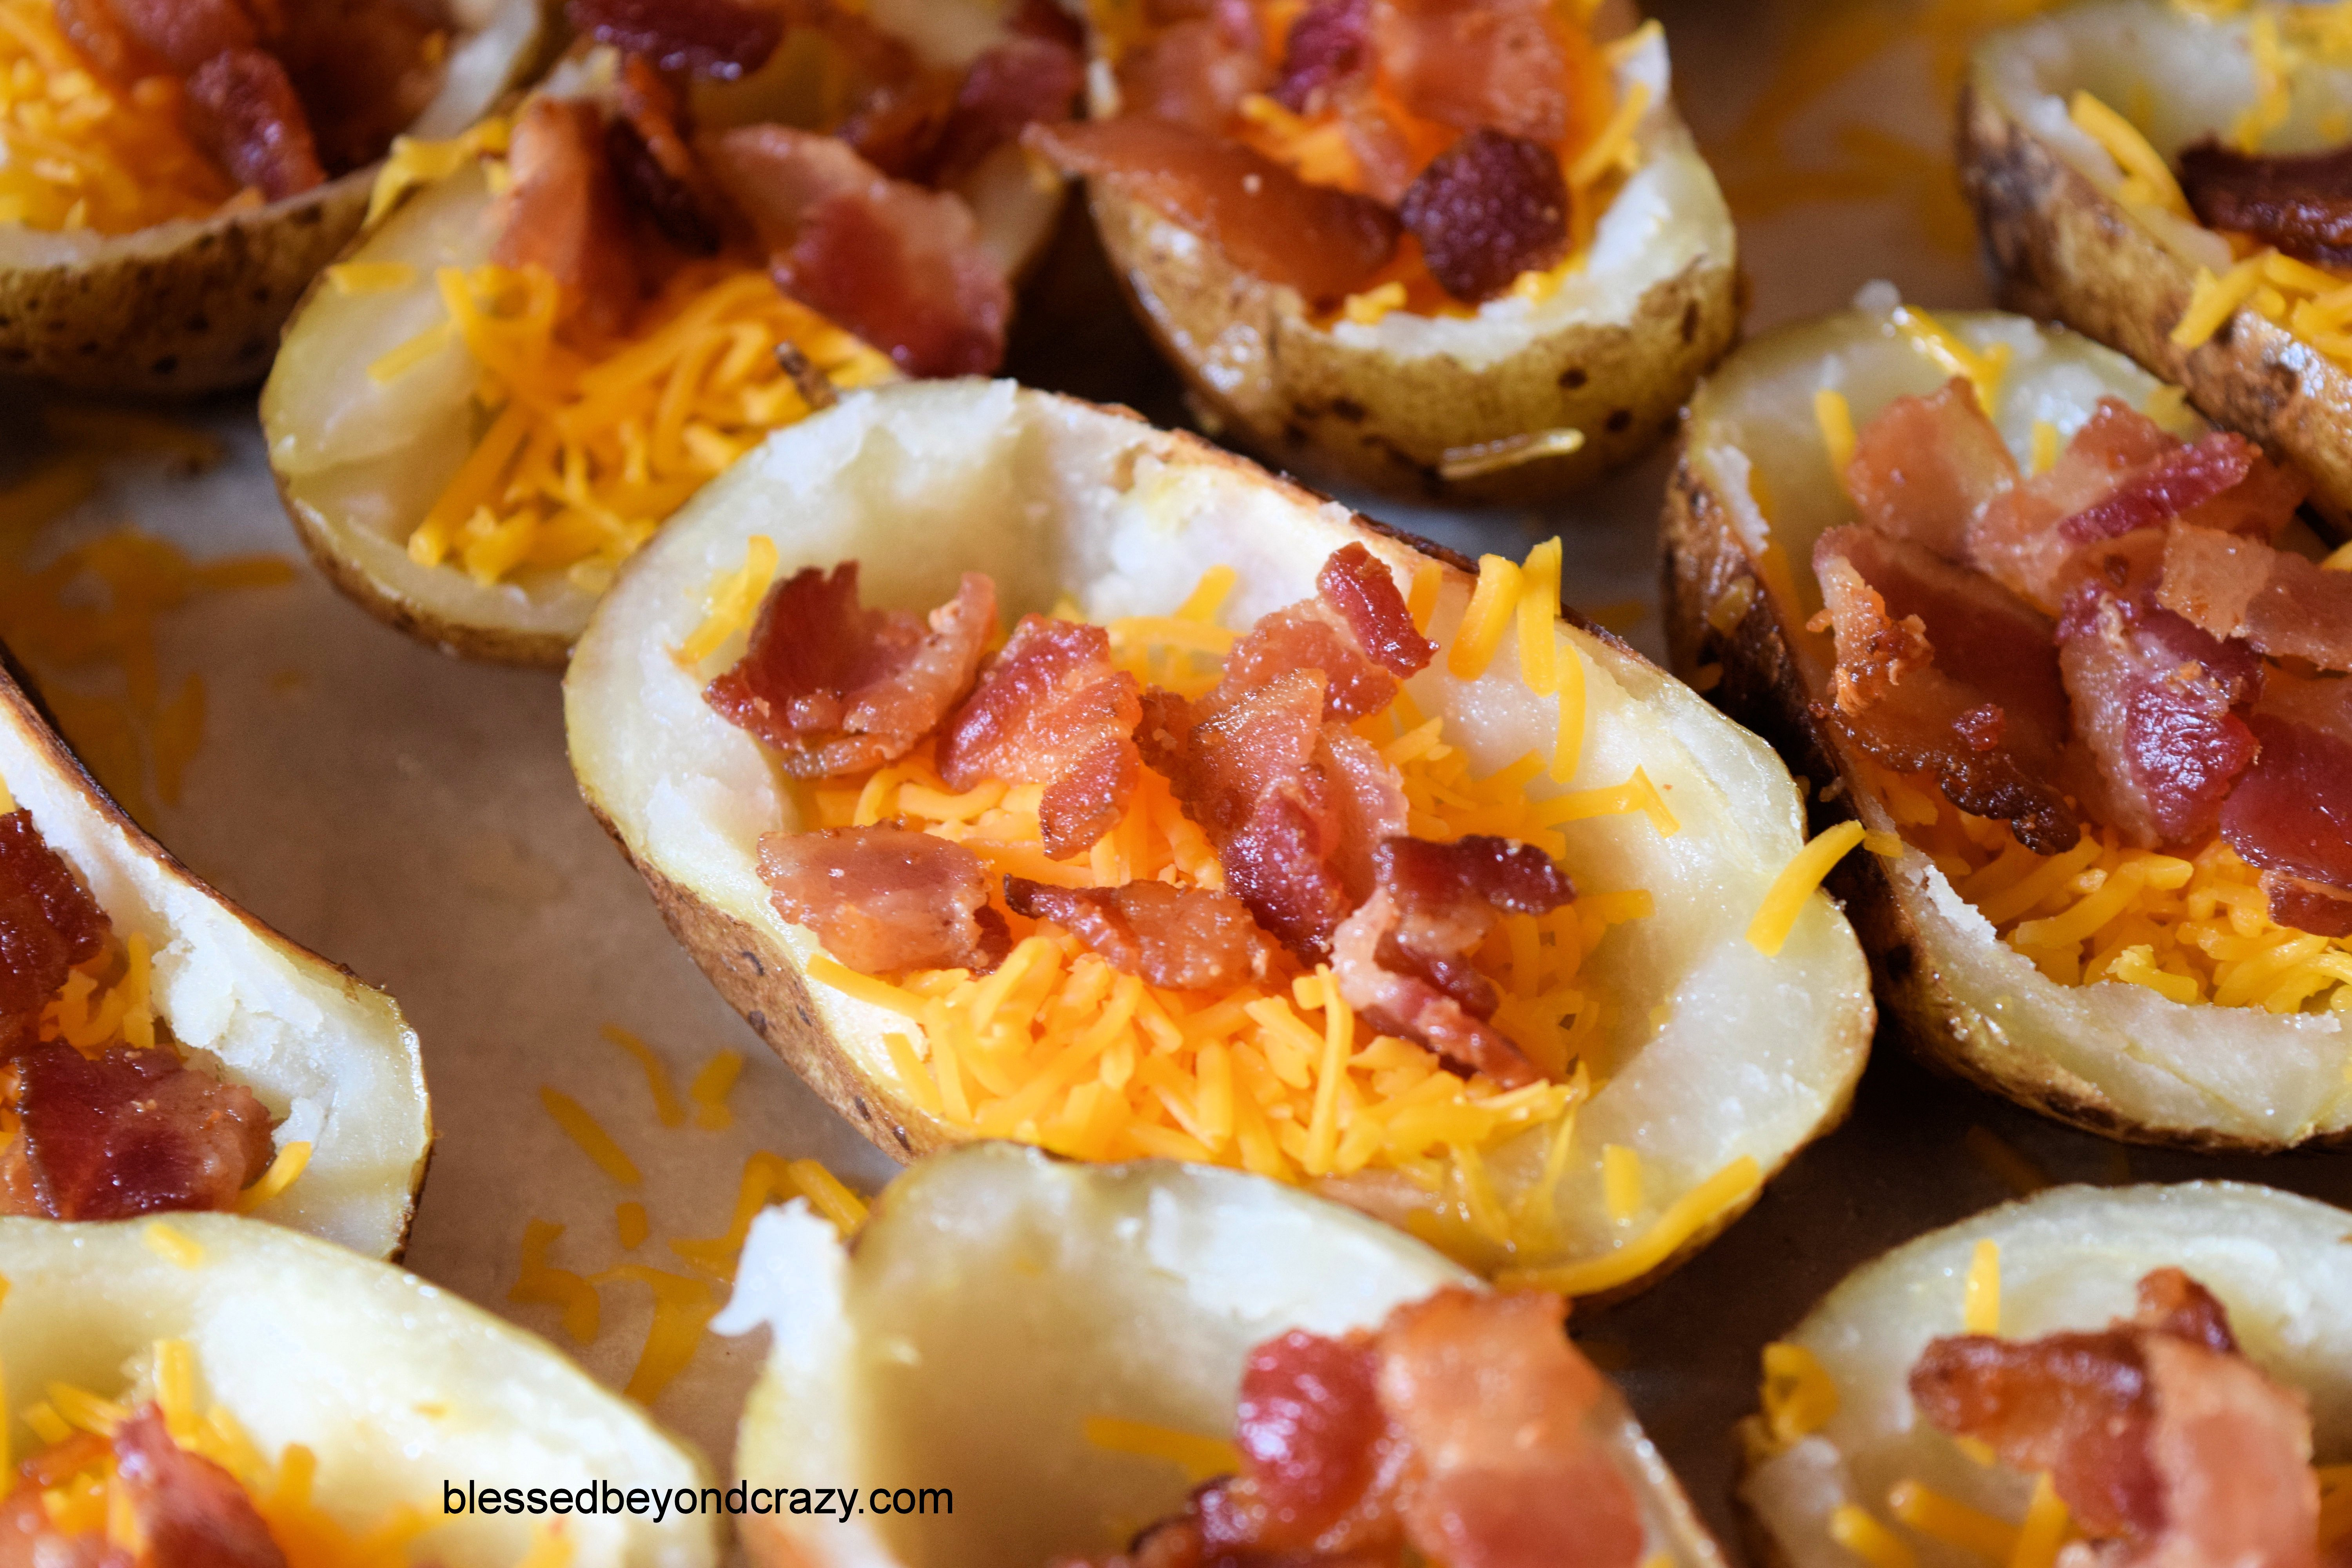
[1741,1181,2352,1568]
[264,1,1074,666]
[0,0,543,396]
[718,1141,1725,1568]
[566,378,1871,1289]
[0,1210,715,1567]
[0,659,427,1256]
[1069,15,1738,502]
[1671,303,2352,1151]
[1965,0,2352,529]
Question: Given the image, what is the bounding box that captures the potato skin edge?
[1660,451,2328,1154]
[1958,80,2352,538]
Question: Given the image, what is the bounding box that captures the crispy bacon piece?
[1399,128,1568,303]
[185,47,327,201]
[1912,1268,2318,1567]
[2160,526,2352,673]
[1369,0,1569,145]
[1330,836,1567,1089]
[2060,533,2263,848]
[931,36,1086,184]
[937,615,1143,859]
[272,0,454,177]
[2220,671,2352,900]
[700,125,1011,376]
[1846,379,2020,562]
[1318,543,1435,678]
[1274,0,1372,113]
[1206,543,1433,724]
[759,826,1009,973]
[567,0,781,79]
[2058,432,2256,547]
[95,0,254,73]
[492,98,642,340]
[1229,1327,1394,1550]
[1027,118,1399,305]
[1115,4,1267,135]
[609,56,725,255]
[1813,533,2080,852]
[2180,137,2352,268]
[114,1406,289,1568]
[1321,728,1410,902]
[1004,877,1274,988]
[706,563,995,779]
[56,0,162,82]
[0,811,109,1058]
[13,1044,274,1221]
[2261,871,2352,939]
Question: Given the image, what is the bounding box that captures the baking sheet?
[7,0,2352,1557]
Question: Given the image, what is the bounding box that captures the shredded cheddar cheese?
[1963,1239,2001,1335]
[1748,822,1866,956]
[234,1141,312,1213]
[593,1264,719,1403]
[1888,1480,2020,1564]
[1083,1416,1243,1485]
[1830,1504,1918,1568]
[1815,388,1858,480]
[511,1219,600,1342]
[2010,1475,2071,1568]
[1601,1143,1642,1222]
[671,1153,866,1281]
[1449,554,1524,680]
[688,1050,744,1131]
[2029,420,2059,475]
[601,1024,686,1127]
[140,1222,202,1270]
[615,1201,650,1250]
[1890,306,2011,413]
[1759,1341,1839,1448]
[325,262,420,296]
[2069,91,2191,217]
[1499,1155,1762,1295]
[539,1087,643,1186]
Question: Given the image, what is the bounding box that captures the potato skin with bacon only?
[564,378,1871,1298]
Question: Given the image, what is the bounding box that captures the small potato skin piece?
[1959,81,2352,537]
[1659,451,2335,1155]
[1087,182,1739,505]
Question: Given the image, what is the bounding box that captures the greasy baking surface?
[4,0,2352,1559]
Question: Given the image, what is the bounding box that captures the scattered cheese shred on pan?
[601,1024,686,1128]
[688,1051,744,1131]
[593,1265,720,1403]
[510,1219,601,1343]
[539,1088,642,1186]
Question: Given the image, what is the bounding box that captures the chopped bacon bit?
[272,0,454,177]
[1027,118,1399,305]
[1845,526,2073,745]
[1004,877,1275,989]
[1116,9,1268,135]
[837,69,963,181]
[2059,534,2263,849]
[1320,728,1410,902]
[2180,137,2352,268]
[55,0,162,83]
[1330,836,1567,1088]
[1846,379,2020,562]
[2058,432,2256,547]
[1912,1268,2317,1565]
[1229,1327,1392,1548]
[1203,545,1432,724]
[1966,399,2183,612]
[1010,0,1085,50]
[492,98,642,341]
[2220,672,2352,895]
[1813,533,2080,852]
[2161,526,2352,673]
[185,48,327,201]
[0,810,110,1059]
[14,1044,274,1221]
[937,615,1143,858]
[1370,0,1570,145]
[113,1406,289,1568]
[566,0,782,80]
[610,56,725,255]
[701,125,1012,376]
[2260,871,2352,939]
[98,0,254,74]
[1274,0,1372,113]
[708,563,995,778]
[760,826,1010,973]
[1399,128,1569,303]
[932,36,1087,184]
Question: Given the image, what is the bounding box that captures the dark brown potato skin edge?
[1659,456,2321,1154]
[1958,81,2352,539]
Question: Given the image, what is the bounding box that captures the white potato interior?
[0,1212,714,1567]
[1974,0,2352,277]
[1318,25,1731,370]
[566,379,1871,1274]
[718,1142,1724,1568]
[0,674,426,1256]
[1743,1182,2352,1568]
[1684,302,2352,1145]
[0,0,539,271]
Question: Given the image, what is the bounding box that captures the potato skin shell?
[1087,183,1740,505]
[0,175,372,397]
[1660,453,2319,1155]
[1958,82,2352,536]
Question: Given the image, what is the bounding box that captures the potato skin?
[1088,183,1739,505]
[1660,454,2312,1154]
[1959,82,2352,536]
[0,175,372,396]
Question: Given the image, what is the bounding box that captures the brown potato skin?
[1959,81,2352,537]
[1087,184,1740,505]
[1660,453,2315,1154]
[0,175,372,396]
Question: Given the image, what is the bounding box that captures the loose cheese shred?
[2172,255,2267,348]
[1515,538,1564,697]
[2069,91,2191,217]
[326,263,421,296]
[1759,1341,1839,1448]
[1830,1504,1918,1568]
[1963,1240,2001,1335]
[1815,388,1857,479]
[2318,1465,2352,1550]
[1749,822,1867,956]
[1083,1416,1243,1485]
[1567,79,1650,189]
[1889,1481,2020,1565]
[2029,420,2059,475]
[1962,1125,2048,1199]
[140,1223,203,1270]
[688,1050,744,1131]
[235,1141,313,1213]
[510,1219,601,1342]
[1342,281,1409,325]
[593,1265,719,1403]
[1498,1155,1762,1296]
[1405,562,1443,633]
[2009,1475,2070,1568]
[615,1201,650,1250]
[1601,1143,1642,1222]
[365,118,510,225]
[1448,555,1524,679]
[539,1087,643,1186]
[601,1025,686,1127]
[676,535,781,667]
[671,1154,867,1280]
[1890,306,2011,414]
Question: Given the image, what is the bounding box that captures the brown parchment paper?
[8,2,2352,1561]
